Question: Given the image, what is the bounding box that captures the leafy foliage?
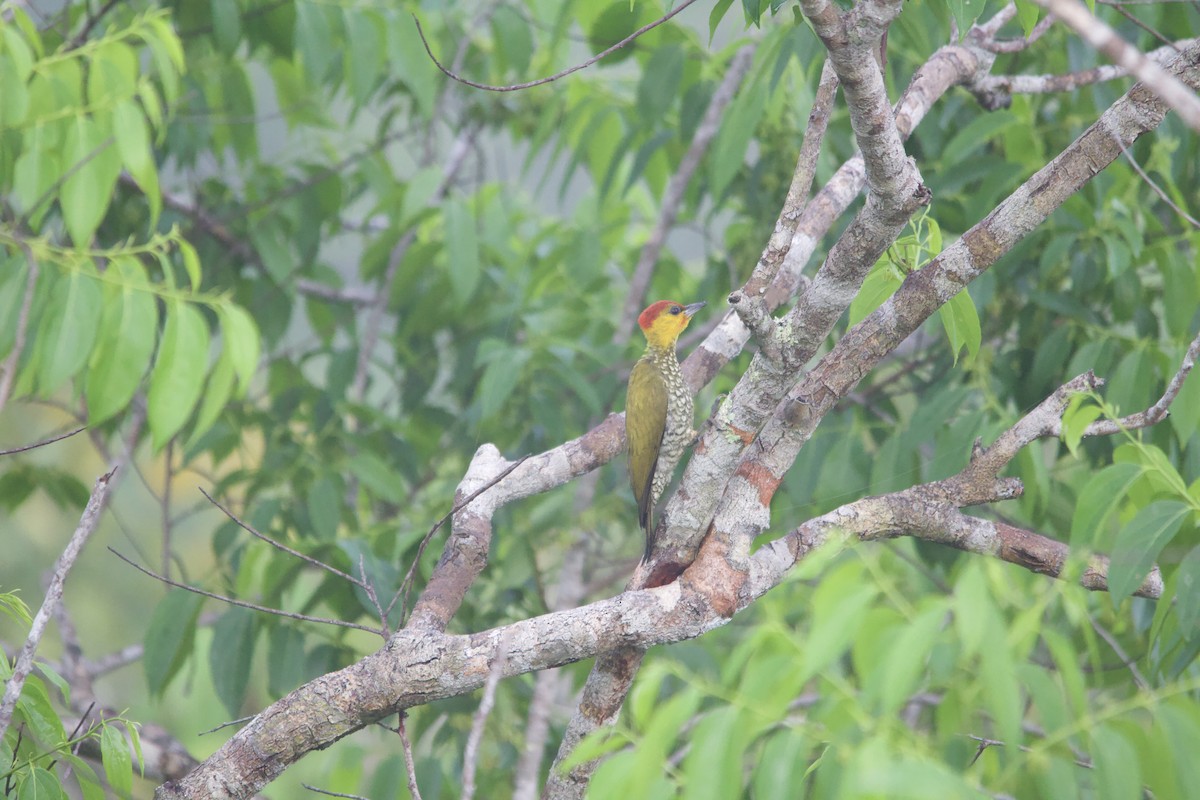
[0,0,1198,798]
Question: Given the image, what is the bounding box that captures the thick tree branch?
[972,39,1197,102]
[550,14,1015,789]
[0,469,115,740]
[154,353,1179,799]
[1034,0,1200,129]
[713,38,1200,575]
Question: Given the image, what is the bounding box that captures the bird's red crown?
[638,300,684,331]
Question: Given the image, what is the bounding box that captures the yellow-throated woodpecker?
[625,300,706,558]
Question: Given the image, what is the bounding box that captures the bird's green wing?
[626,358,668,539]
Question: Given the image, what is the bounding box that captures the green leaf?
[36,660,70,705]
[12,123,61,223]
[1090,726,1141,800]
[294,0,335,83]
[306,475,341,538]
[940,0,992,45]
[942,110,1016,165]
[477,347,531,420]
[348,452,405,503]
[60,116,121,246]
[216,302,261,391]
[800,578,878,684]
[209,607,259,717]
[1109,500,1189,603]
[938,287,981,366]
[87,40,138,105]
[708,73,767,201]
[16,676,66,746]
[708,0,735,43]
[1013,0,1041,36]
[187,348,236,446]
[1177,546,1200,640]
[850,265,903,326]
[1060,394,1103,458]
[1169,363,1200,445]
[742,0,763,26]
[0,53,30,128]
[444,199,481,306]
[35,266,102,394]
[178,239,202,291]
[343,8,385,104]
[211,0,242,54]
[86,258,158,425]
[491,5,533,77]
[873,602,947,714]
[1070,462,1143,550]
[143,589,203,695]
[100,724,133,798]
[18,767,64,800]
[68,758,105,800]
[146,300,211,449]
[681,706,744,800]
[637,45,683,119]
[249,221,292,284]
[111,99,160,227]
[267,625,307,697]
[388,15,437,118]
[0,255,30,359]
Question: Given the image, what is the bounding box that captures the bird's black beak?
[683,302,706,318]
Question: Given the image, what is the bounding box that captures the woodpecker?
[625,299,706,559]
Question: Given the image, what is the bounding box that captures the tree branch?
[1034,0,1200,129]
[0,469,115,741]
[154,354,1178,800]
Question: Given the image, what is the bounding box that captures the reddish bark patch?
[682,542,746,619]
[728,423,756,446]
[644,560,685,589]
[735,460,783,507]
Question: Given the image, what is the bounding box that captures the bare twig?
[979,14,1055,52]
[1082,325,1200,436]
[162,440,174,579]
[1034,0,1200,130]
[412,0,702,93]
[199,716,255,735]
[200,488,365,589]
[0,469,115,740]
[107,547,385,635]
[293,279,375,306]
[1106,2,1180,51]
[967,735,1004,766]
[356,553,389,635]
[1089,616,1149,689]
[462,634,510,800]
[974,39,1197,96]
[398,712,423,800]
[0,426,86,456]
[1117,140,1200,228]
[66,0,120,48]
[301,785,368,800]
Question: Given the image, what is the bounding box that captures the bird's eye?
[669,305,682,315]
